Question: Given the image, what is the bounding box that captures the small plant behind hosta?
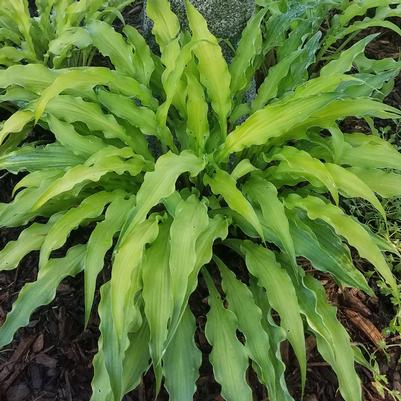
[1,0,401,400]
[0,0,134,68]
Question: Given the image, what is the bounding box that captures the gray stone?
[143,0,255,55]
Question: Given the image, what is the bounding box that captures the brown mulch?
[1,4,401,401]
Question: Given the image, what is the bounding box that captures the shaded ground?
[1,4,401,401]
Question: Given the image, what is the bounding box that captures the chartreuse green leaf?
[325,163,385,218]
[0,110,34,146]
[230,8,267,97]
[286,195,399,301]
[96,89,158,138]
[146,0,180,51]
[46,115,105,158]
[163,307,201,401]
[34,148,148,208]
[0,245,85,349]
[203,269,253,401]
[348,168,401,198]
[84,195,134,325]
[241,241,307,393]
[172,214,229,338]
[288,210,372,294]
[296,276,362,401]
[123,25,155,86]
[321,34,378,77]
[185,0,231,137]
[231,159,258,180]
[244,176,295,263]
[142,219,172,391]
[87,21,136,77]
[219,93,337,159]
[45,95,133,146]
[169,195,209,319]
[123,150,205,237]
[204,168,264,239]
[0,64,59,92]
[39,191,119,269]
[0,218,59,271]
[340,133,401,170]
[186,69,209,153]
[251,51,300,111]
[111,216,159,346]
[269,146,339,204]
[217,257,282,401]
[250,281,295,401]
[101,219,159,400]
[0,143,82,173]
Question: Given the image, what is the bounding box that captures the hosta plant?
[0,0,133,68]
[1,0,401,400]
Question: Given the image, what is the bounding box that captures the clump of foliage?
[0,0,134,67]
[0,1,401,401]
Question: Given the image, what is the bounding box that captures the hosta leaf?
[95,282,123,401]
[186,0,231,136]
[46,115,105,158]
[122,322,151,394]
[340,133,401,171]
[97,89,157,137]
[203,270,253,401]
[157,39,194,129]
[204,168,264,239]
[0,143,83,173]
[288,210,372,293]
[220,93,338,159]
[305,98,401,129]
[169,195,209,319]
[325,163,385,218]
[87,21,136,77]
[244,176,295,263]
[186,69,209,153]
[251,51,300,111]
[286,195,399,301]
[48,26,92,56]
[0,110,33,146]
[0,245,85,348]
[296,276,362,401]
[111,216,159,343]
[163,307,201,401]
[217,257,281,401]
[122,150,205,237]
[231,159,258,180]
[270,146,339,204]
[142,220,172,390]
[0,219,57,271]
[123,25,155,85]
[230,9,266,97]
[39,191,119,269]
[84,195,134,325]
[34,148,147,207]
[45,95,132,146]
[146,0,180,51]
[348,168,401,198]
[0,64,58,92]
[241,241,306,391]
[250,281,295,401]
[321,34,378,77]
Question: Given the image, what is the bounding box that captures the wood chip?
[343,309,383,346]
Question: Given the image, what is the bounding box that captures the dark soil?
[1,4,401,401]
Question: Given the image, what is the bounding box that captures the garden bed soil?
[0,5,401,401]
